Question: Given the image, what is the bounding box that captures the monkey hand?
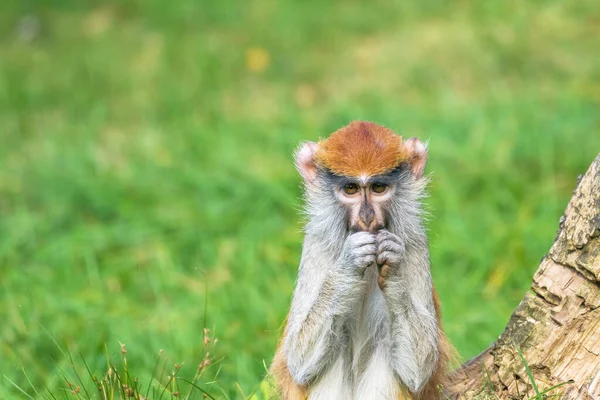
[375,230,406,290]
[338,231,377,276]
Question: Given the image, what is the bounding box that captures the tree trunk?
[447,154,600,399]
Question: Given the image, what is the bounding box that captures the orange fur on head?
[315,121,412,177]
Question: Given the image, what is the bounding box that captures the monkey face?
[294,121,428,235]
[329,171,399,233]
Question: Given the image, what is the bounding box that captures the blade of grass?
[118,342,131,391]
[67,351,91,400]
[41,379,59,400]
[103,345,116,400]
[481,361,500,400]
[158,367,178,400]
[3,375,35,399]
[40,325,68,359]
[20,366,43,398]
[79,353,102,397]
[514,342,541,399]
[528,380,574,400]
[262,359,279,397]
[185,274,211,400]
[146,350,164,399]
[50,357,84,400]
[178,378,216,400]
[235,382,248,400]
[58,387,70,400]
[201,271,208,352]
[109,362,128,400]
[215,381,231,400]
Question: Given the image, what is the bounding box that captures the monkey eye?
[343,183,359,195]
[371,182,388,193]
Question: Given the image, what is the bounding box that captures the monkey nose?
[359,204,375,228]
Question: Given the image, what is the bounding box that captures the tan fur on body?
[271,324,309,400]
[413,289,455,400]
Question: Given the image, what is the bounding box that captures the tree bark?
[447,154,600,399]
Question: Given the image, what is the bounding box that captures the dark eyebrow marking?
[322,170,359,187]
[366,164,410,184]
[318,163,410,186]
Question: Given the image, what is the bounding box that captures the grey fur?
[284,167,438,398]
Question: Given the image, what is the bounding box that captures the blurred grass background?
[1,0,599,398]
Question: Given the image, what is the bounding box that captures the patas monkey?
[269,121,453,400]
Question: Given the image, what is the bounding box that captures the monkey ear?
[295,141,319,184]
[403,138,428,179]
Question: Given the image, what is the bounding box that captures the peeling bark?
[447,154,600,399]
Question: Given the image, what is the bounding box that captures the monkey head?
[295,121,427,233]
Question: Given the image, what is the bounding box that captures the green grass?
[1,0,599,398]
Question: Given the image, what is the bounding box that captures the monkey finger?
[379,264,391,279]
[377,239,402,253]
[356,238,377,248]
[350,231,377,244]
[376,229,398,240]
[377,251,397,266]
[377,232,404,249]
[355,244,376,257]
[357,254,376,267]
[376,229,392,240]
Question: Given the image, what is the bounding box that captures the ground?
[0,0,599,398]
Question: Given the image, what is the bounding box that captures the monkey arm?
[377,231,439,394]
[385,268,438,394]
[284,232,375,386]
[284,270,362,385]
